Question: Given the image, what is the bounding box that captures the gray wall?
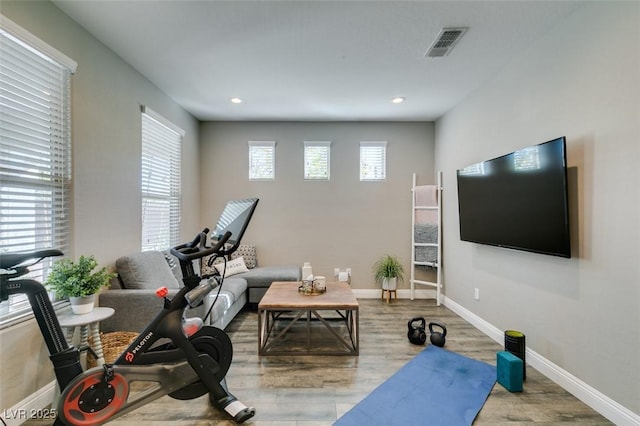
[199,122,434,288]
[435,2,639,415]
[0,1,200,409]
[3,0,637,420]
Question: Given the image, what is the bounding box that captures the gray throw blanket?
[414,223,438,265]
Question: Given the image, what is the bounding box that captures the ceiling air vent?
[426,27,468,58]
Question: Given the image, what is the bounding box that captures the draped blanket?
[415,223,438,265]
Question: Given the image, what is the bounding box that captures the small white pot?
[69,294,95,315]
[382,277,397,291]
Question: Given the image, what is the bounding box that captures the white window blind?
[0,16,76,325]
[514,146,540,171]
[141,107,183,251]
[360,141,387,181]
[249,141,275,180]
[304,141,331,180]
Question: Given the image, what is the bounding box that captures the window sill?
[0,300,70,330]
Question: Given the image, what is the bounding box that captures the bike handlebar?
[170,229,233,263]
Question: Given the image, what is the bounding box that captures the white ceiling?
[52,1,585,122]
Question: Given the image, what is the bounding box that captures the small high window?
[304,141,331,180]
[249,141,276,180]
[360,141,387,181]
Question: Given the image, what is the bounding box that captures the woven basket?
[87,331,139,368]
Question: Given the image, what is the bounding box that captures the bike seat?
[0,249,63,270]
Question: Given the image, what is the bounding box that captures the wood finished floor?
[28,299,611,425]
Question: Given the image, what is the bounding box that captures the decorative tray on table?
[298,281,326,296]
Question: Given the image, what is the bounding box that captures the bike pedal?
[102,364,115,382]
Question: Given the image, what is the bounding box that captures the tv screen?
[211,198,259,249]
[456,137,570,258]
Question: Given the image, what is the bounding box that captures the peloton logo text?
[125,331,153,362]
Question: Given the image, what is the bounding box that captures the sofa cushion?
[116,251,180,290]
[206,290,235,324]
[218,277,248,301]
[203,278,246,325]
[237,265,301,288]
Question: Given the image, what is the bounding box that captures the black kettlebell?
[407,317,427,345]
[429,321,447,347]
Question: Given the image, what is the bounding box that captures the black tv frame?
[456,137,571,258]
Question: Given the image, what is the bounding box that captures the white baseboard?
[0,381,56,426]
[444,296,640,426]
[352,288,436,299]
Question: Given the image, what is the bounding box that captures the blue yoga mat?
[334,345,496,426]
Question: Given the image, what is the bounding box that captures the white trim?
[442,297,503,342]
[443,296,640,426]
[0,380,56,426]
[304,141,332,147]
[0,14,77,73]
[140,105,186,137]
[359,141,387,148]
[0,301,70,330]
[248,141,276,147]
[351,288,436,299]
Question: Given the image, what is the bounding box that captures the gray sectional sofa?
[98,249,300,333]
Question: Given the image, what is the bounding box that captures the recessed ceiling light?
[391,97,406,104]
[230,97,243,104]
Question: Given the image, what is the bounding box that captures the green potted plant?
[46,255,114,314]
[373,254,405,291]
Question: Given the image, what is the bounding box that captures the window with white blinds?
[141,107,183,251]
[0,16,76,325]
[304,141,331,180]
[360,141,387,181]
[248,141,276,180]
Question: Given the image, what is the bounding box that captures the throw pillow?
[231,244,257,269]
[115,251,180,290]
[163,251,183,282]
[215,256,249,278]
[201,254,223,277]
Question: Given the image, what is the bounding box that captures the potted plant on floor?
[373,254,405,291]
[46,255,115,314]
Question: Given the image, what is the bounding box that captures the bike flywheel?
[60,370,129,425]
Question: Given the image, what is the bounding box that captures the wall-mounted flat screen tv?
[456,137,570,258]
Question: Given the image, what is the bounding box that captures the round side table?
[57,307,115,367]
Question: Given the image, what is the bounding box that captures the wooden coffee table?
[258,281,359,356]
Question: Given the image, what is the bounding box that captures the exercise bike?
[0,228,256,425]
